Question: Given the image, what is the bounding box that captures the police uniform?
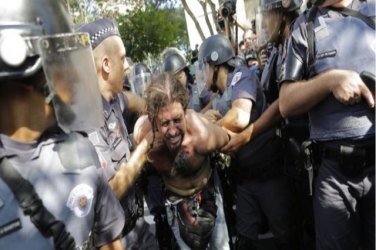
[187,82,202,112]
[0,128,124,249]
[216,65,297,247]
[87,93,149,237]
[262,41,311,250]
[76,18,157,249]
[280,0,375,249]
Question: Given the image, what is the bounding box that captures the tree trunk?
[181,0,206,40]
[207,0,220,33]
[200,0,214,35]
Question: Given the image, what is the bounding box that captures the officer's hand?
[331,70,375,108]
[204,109,222,123]
[221,125,253,154]
[145,130,164,152]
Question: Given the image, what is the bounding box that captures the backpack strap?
[0,157,76,250]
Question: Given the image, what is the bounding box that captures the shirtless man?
[134,73,231,250]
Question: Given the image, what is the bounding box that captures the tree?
[116,4,189,63]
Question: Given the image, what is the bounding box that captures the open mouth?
[168,135,181,145]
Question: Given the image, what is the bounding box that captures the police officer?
[198,34,298,249]
[163,48,212,112]
[223,0,312,248]
[0,1,125,249]
[76,19,158,249]
[279,0,375,248]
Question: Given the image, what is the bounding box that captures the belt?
[321,143,375,167]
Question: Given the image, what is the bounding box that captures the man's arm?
[279,69,374,118]
[187,111,230,153]
[216,98,253,133]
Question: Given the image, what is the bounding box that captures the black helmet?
[0,0,73,80]
[133,63,151,76]
[163,53,186,75]
[245,50,258,61]
[198,34,236,67]
[129,63,152,96]
[261,0,303,12]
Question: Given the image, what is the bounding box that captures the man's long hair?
[145,72,189,132]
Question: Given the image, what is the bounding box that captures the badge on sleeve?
[231,72,242,86]
[66,184,94,218]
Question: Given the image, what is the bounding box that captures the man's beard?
[165,129,184,153]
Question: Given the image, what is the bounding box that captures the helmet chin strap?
[276,18,286,45]
[210,67,219,93]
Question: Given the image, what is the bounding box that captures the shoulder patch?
[88,132,100,145]
[231,72,242,86]
[66,184,94,218]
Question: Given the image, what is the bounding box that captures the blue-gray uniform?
[0,128,124,249]
[87,93,140,233]
[200,87,214,108]
[216,66,296,245]
[280,0,375,249]
[187,82,202,112]
[88,94,131,181]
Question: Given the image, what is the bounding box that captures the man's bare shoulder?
[133,114,152,145]
[185,109,210,130]
[185,110,211,144]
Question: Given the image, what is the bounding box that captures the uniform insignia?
[88,132,100,145]
[108,121,116,130]
[0,219,22,238]
[231,72,242,86]
[66,184,94,218]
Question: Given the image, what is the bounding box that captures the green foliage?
[116,4,189,62]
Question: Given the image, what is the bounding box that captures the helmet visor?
[255,10,269,48]
[195,61,210,95]
[39,32,104,132]
[129,71,152,97]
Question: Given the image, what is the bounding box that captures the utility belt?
[165,172,217,250]
[319,140,375,177]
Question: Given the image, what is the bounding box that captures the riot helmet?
[245,50,258,67]
[197,35,236,93]
[198,35,235,67]
[0,0,103,133]
[129,63,152,97]
[256,0,303,45]
[261,0,302,12]
[163,53,187,75]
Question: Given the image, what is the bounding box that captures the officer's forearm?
[279,72,333,117]
[253,99,281,137]
[108,139,149,199]
[217,108,248,133]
